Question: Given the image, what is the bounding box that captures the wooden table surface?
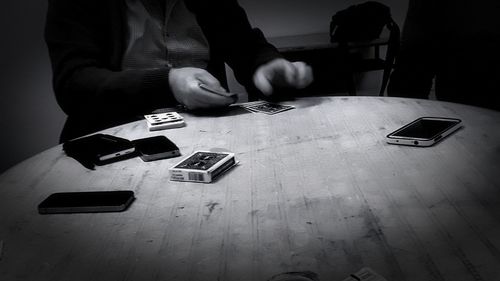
[1,97,500,281]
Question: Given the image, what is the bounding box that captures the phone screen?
[38,191,135,214]
[391,118,460,139]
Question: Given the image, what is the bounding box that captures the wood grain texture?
[0,97,499,281]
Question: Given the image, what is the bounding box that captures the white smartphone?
[63,134,136,165]
[386,117,462,147]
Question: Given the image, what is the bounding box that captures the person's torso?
[121,0,211,70]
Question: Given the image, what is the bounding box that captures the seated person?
[387,0,500,111]
[45,0,313,142]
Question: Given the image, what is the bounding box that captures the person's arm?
[45,0,174,118]
[190,1,281,89]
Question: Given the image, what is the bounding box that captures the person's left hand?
[253,58,313,96]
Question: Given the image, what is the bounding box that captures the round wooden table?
[1,97,499,281]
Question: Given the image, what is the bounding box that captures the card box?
[144,112,185,131]
[169,151,236,183]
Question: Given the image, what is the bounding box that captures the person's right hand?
[169,67,235,110]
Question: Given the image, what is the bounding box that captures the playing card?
[199,83,237,98]
[244,101,294,115]
[232,100,265,111]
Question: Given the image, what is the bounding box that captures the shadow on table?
[266,271,320,281]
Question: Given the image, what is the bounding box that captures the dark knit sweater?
[122,0,211,70]
[45,0,281,141]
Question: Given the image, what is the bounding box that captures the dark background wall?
[239,0,407,37]
[0,1,65,173]
[0,0,408,173]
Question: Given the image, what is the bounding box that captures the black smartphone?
[63,134,136,166]
[132,136,180,161]
[38,190,135,214]
[386,117,462,147]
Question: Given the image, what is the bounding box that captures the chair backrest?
[330,1,393,43]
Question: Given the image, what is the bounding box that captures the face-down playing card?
[242,101,294,115]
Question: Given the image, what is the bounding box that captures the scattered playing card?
[240,101,294,115]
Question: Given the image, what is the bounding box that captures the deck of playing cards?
[238,101,294,115]
[144,112,185,131]
[169,151,236,183]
